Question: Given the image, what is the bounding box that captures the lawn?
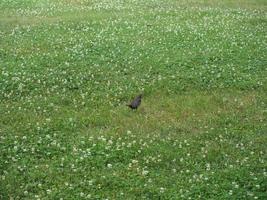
[0,0,266,199]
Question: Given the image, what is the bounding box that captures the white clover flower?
[160,187,165,193]
[142,170,149,176]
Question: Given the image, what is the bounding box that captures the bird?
[127,94,142,110]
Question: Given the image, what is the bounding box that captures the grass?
[0,0,266,199]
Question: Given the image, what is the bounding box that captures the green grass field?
[0,0,267,199]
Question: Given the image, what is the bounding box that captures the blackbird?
[127,94,142,110]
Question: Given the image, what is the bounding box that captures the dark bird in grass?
[127,94,142,110]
